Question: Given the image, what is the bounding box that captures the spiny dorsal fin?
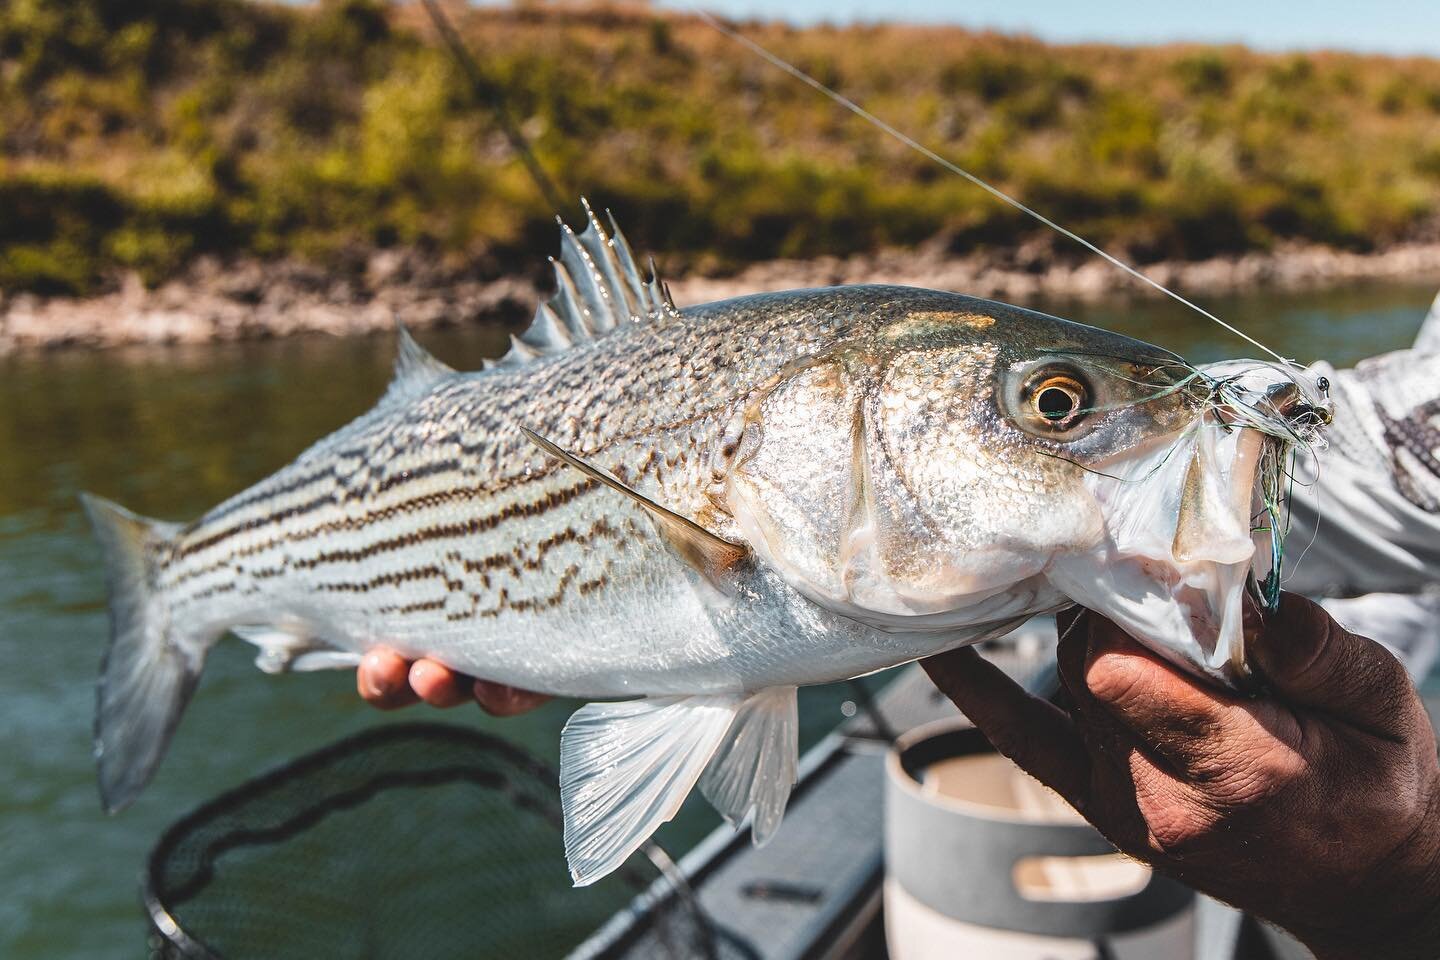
[519,427,748,584]
[498,199,680,369]
[384,321,454,404]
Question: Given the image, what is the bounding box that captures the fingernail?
[361,652,392,698]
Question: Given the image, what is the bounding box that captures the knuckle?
[1201,739,1305,804]
[1139,796,1223,858]
[1085,655,1151,707]
[1128,757,1221,857]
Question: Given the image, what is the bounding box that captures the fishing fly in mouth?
[79,19,1333,887]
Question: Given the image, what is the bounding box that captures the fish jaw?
[1046,363,1328,686]
[1045,424,1262,683]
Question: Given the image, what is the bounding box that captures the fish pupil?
[1037,387,1077,420]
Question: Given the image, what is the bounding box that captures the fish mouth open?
[1046,362,1330,687]
[1216,374,1333,680]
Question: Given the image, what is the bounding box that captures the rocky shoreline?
[5,240,1440,353]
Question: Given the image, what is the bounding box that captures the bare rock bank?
[5,241,1440,354]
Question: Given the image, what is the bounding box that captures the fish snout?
[1261,377,1334,431]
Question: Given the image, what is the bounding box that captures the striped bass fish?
[84,206,1324,884]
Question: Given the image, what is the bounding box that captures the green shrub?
[0,1,1436,294]
[1175,52,1232,96]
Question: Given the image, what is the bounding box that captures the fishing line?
[1278,443,1327,589]
[694,10,1300,371]
[1034,425,1190,484]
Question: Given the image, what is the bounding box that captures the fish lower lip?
[1238,430,1286,679]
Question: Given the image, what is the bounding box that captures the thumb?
[1247,592,1415,738]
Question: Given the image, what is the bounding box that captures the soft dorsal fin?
[519,427,748,583]
[383,322,454,405]
[498,199,680,369]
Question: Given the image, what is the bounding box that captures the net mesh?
[143,722,715,959]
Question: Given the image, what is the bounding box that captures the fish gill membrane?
[78,208,1331,889]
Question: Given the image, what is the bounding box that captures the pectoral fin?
[560,694,740,886]
[699,686,798,846]
[521,427,749,584]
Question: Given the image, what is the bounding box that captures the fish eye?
[1025,370,1091,431]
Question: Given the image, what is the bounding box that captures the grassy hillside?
[3,0,1440,295]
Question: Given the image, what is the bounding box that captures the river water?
[1,281,1435,957]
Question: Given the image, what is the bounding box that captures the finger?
[473,680,551,717]
[1249,592,1419,740]
[1055,612,1205,779]
[1082,617,1304,775]
[409,659,472,708]
[357,648,421,710]
[922,646,1092,808]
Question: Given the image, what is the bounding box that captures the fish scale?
[154,282,874,688]
[83,208,1314,886]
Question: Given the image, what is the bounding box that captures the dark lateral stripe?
[186,581,238,602]
[197,480,587,583]
[170,462,641,595]
[315,565,463,594]
[382,598,448,615]
[375,564,612,622]
[179,489,342,559]
[184,398,726,564]
[176,398,718,567]
[375,458,465,494]
[175,456,563,563]
[289,484,597,571]
[202,465,340,525]
[173,485,484,583]
[460,519,626,578]
[187,516,630,609]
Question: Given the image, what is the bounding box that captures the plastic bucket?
[885,719,1194,959]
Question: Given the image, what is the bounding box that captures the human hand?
[356,648,551,716]
[922,593,1440,960]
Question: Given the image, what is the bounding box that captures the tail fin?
[81,494,199,813]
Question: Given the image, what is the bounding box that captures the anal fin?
[699,686,799,846]
[560,695,740,886]
[233,625,356,674]
[290,650,363,672]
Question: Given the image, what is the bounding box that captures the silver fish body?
[84,212,1314,884]
[155,284,1166,697]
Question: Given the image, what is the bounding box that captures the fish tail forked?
[80,493,201,814]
